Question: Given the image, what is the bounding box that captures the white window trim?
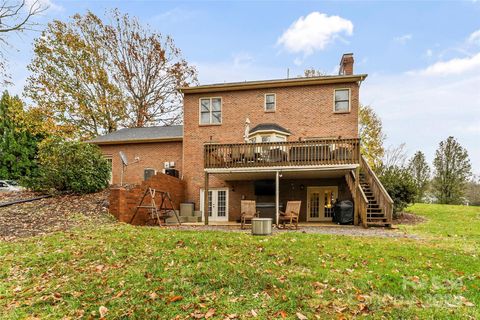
[199,97,222,125]
[264,93,276,112]
[104,155,113,185]
[333,88,351,113]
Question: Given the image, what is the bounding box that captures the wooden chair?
[240,200,259,229]
[278,201,301,229]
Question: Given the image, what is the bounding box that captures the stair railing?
[360,155,394,224]
[345,170,369,227]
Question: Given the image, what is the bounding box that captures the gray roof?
[88,125,183,144]
[250,123,291,135]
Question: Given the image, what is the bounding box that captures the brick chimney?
[339,53,354,75]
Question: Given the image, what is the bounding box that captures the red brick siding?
[98,141,183,185]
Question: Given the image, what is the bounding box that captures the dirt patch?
[394,212,427,225]
[0,191,44,204]
[0,190,114,241]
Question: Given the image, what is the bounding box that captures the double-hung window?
[200,98,222,124]
[265,94,276,111]
[334,89,350,113]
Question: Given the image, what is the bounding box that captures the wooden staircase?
[359,173,391,227]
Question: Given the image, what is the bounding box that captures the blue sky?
[4,0,480,173]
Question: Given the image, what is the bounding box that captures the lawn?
[0,205,479,319]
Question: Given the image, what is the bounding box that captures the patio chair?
[240,200,259,229]
[278,201,301,229]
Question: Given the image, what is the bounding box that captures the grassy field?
[0,204,479,319]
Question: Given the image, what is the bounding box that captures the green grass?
[0,205,479,319]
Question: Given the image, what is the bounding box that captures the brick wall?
[98,141,183,185]
[109,172,185,225]
[182,82,360,219]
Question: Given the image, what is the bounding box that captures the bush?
[26,138,111,194]
[378,165,418,216]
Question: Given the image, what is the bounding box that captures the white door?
[200,188,229,222]
[307,187,338,222]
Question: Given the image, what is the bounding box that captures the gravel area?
[164,224,422,239]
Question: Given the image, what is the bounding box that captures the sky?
[3,0,480,174]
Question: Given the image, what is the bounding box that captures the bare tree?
[104,9,198,127]
[382,143,408,169]
[0,0,48,83]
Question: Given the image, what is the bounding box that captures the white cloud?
[467,29,480,45]
[393,34,412,45]
[277,12,353,56]
[425,49,433,57]
[409,52,480,76]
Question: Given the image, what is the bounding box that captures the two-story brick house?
[91,53,393,227]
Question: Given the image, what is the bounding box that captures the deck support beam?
[354,167,360,226]
[204,172,209,225]
[275,171,280,226]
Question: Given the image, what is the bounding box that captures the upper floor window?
[265,94,276,112]
[200,98,222,124]
[334,89,350,113]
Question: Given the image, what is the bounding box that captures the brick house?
[91,53,393,227]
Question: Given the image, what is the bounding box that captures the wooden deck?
[204,138,360,169]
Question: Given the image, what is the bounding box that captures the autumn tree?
[408,151,430,202]
[432,136,472,204]
[26,10,197,138]
[104,9,197,127]
[25,13,126,139]
[359,105,385,170]
[0,0,47,83]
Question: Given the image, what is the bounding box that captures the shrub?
[378,165,418,216]
[27,138,110,194]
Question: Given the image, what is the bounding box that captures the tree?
[26,10,198,138]
[359,105,385,170]
[0,91,43,180]
[432,136,472,204]
[382,143,408,169]
[0,0,47,83]
[378,165,418,216]
[408,151,430,202]
[25,13,127,138]
[466,175,480,206]
[104,9,197,127]
[26,137,111,194]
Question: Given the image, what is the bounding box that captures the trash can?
[251,218,272,236]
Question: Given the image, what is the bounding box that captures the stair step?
[367,217,387,220]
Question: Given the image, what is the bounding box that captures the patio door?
[200,188,229,222]
[307,186,338,222]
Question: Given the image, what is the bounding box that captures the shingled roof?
[249,123,291,135]
[88,125,183,145]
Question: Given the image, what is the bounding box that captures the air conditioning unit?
[164,162,170,169]
[169,161,175,168]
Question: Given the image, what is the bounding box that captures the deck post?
[275,171,280,225]
[204,172,209,225]
[354,167,360,226]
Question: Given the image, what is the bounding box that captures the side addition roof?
[88,125,183,145]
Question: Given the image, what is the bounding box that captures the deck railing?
[204,138,360,169]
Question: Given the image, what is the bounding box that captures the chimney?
[339,53,354,75]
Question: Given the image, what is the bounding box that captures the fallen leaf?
[99,306,108,318]
[251,309,258,317]
[205,308,215,318]
[168,295,183,303]
[296,312,307,319]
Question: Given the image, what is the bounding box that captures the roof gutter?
[179,74,367,94]
[87,137,183,145]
